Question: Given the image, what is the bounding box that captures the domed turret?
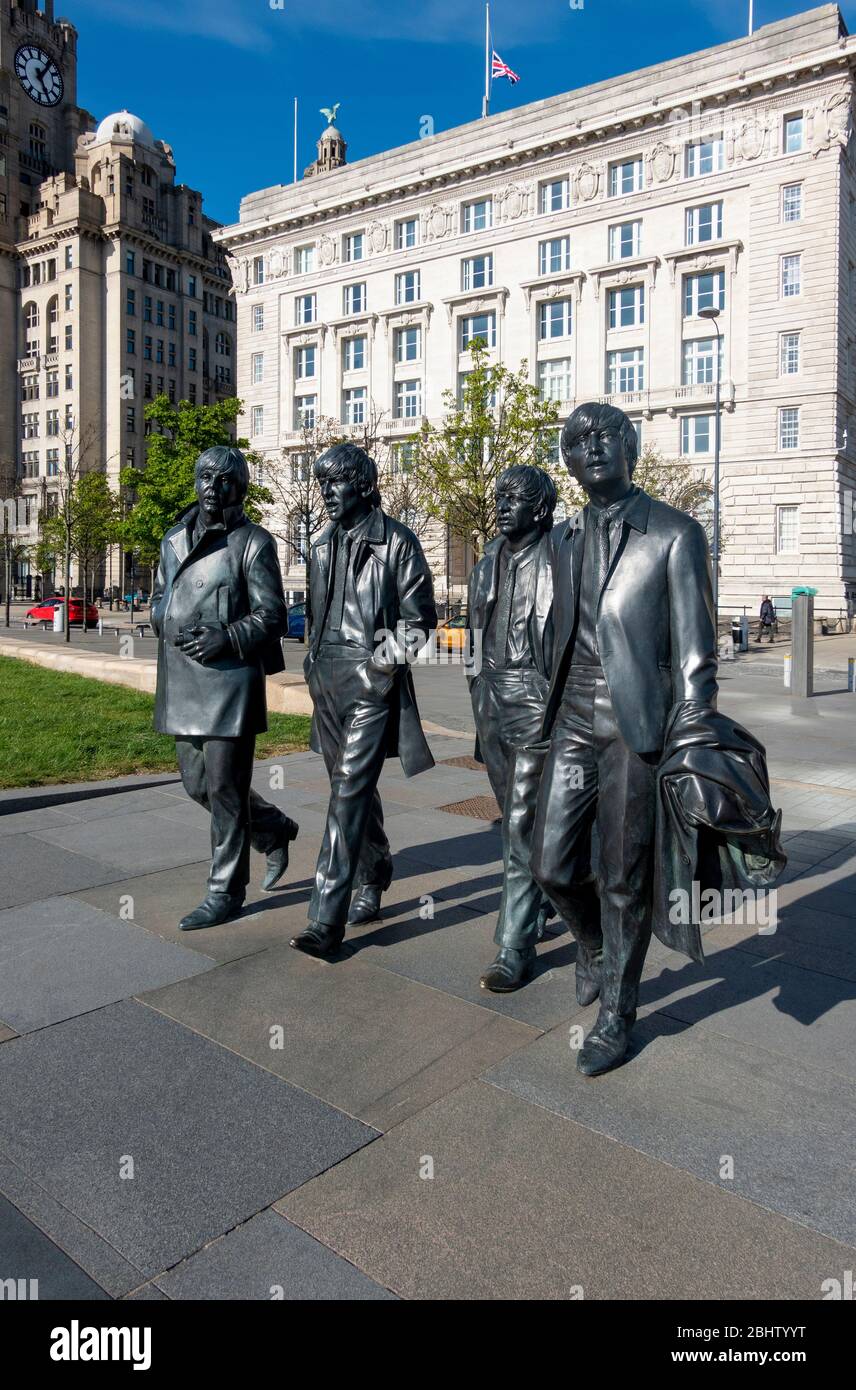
[93,110,156,149]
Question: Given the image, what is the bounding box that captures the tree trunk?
[63,532,71,643]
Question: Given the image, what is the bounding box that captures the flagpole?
[748,0,754,35]
[482,1,490,118]
[293,97,298,183]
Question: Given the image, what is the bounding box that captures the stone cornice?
[519,270,586,307]
[377,299,434,329]
[440,286,510,324]
[662,238,744,284]
[216,25,856,251]
[586,256,661,298]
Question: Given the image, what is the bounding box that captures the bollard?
[790,594,814,698]
[784,653,792,689]
[849,657,855,694]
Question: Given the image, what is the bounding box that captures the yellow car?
[434,615,470,652]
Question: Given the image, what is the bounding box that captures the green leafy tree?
[411,340,563,560]
[119,397,271,566]
[69,471,121,602]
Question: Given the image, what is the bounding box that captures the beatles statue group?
[152,403,785,1077]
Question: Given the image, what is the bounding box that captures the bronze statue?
[466,466,557,993]
[150,446,298,931]
[290,443,437,959]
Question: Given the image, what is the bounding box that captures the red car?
[25,597,99,630]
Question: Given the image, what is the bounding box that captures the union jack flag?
[491,51,520,84]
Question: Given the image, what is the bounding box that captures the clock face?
[15,45,64,108]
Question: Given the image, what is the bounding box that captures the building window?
[782,183,803,223]
[168,305,176,332]
[343,232,364,263]
[21,374,39,401]
[779,406,800,449]
[682,337,723,385]
[608,284,645,329]
[395,217,419,250]
[538,298,572,340]
[188,348,197,372]
[462,198,492,233]
[252,304,264,332]
[343,283,365,314]
[784,114,804,154]
[294,394,317,430]
[143,336,153,361]
[777,504,799,553]
[342,336,365,372]
[685,201,723,245]
[780,331,801,375]
[126,288,136,316]
[295,294,316,326]
[125,250,135,275]
[46,409,60,436]
[538,358,572,401]
[126,407,136,432]
[680,415,713,454]
[393,441,415,475]
[22,451,39,478]
[156,300,165,327]
[539,237,571,275]
[45,370,59,398]
[295,345,316,378]
[685,134,724,177]
[253,257,265,286]
[395,270,421,304]
[609,221,642,261]
[607,347,645,393]
[539,177,570,213]
[188,275,198,297]
[143,296,152,322]
[215,331,231,356]
[460,311,496,350]
[144,373,153,399]
[156,340,164,364]
[46,449,59,477]
[189,310,198,335]
[461,254,493,291]
[608,157,643,197]
[65,325,73,351]
[65,365,73,390]
[251,405,264,436]
[251,352,264,385]
[395,326,421,362]
[781,254,802,298]
[395,379,422,419]
[22,413,39,439]
[168,342,176,368]
[126,328,136,355]
[343,386,367,425]
[294,245,315,275]
[684,269,725,317]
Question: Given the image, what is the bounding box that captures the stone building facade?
[1,0,233,596]
[219,4,856,619]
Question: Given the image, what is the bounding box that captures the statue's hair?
[496,465,557,533]
[195,445,250,498]
[314,442,381,507]
[560,402,639,474]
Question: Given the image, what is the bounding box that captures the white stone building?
[1,0,233,597]
[218,3,856,620]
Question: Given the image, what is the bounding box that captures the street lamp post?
[699,306,722,634]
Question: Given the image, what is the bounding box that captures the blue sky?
[69,0,856,226]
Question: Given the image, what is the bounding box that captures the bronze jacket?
[543,489,718,754]
[304,507,438,776]
[466,532,554,682]
[151,504,287,738]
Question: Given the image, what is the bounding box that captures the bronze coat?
[151,505,287,738]
[304,507,438,777]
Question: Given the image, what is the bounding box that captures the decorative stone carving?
[648,142,676,183]
[318,234,335,267]
[225,255,248,293]
[575,162,600,202]
[736,118,765,161]
[268,247,287,279]
[501,184,525,221]
[426,204,450,240]
[368,220,388,254]
[812,90,852,156]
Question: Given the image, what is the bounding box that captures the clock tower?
[0,0,94,480]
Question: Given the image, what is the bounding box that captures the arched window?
[23,301,39,355]
[46,295,58,351]
[24,301,39,331]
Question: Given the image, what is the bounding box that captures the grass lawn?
[0,655,312,789]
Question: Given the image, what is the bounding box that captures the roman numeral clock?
[15,44,64,107]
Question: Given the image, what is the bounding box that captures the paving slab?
[153,1208,397,1300]
[278,1080,853,1300]
[35,787,190,824]
[29,810,213,873]
[141,944,538,1131]
[0,999,376,1278]
[124,1283,169,1300]
[0,806,78,838]
[0,1154,144,1297]
[0,896,216,1032]
[0,1194,110,1301]
[484,1016,856,1248]
[0,834,129,911]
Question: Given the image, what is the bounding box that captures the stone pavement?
[1,666,856,1299]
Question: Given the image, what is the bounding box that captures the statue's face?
[496,482,539,540]
[565,422,632,495]
[195,461,241,523]
[316,465,369,528]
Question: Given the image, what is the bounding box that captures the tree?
[37,420,110,643]
[68,471,121,603]
[411,340,563,561]
[119,396,271,567]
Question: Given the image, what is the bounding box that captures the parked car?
[287,603,306,640]
[434,615,469,651]
[25,597,99,630]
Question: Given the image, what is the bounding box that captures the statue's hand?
[176,624,230,663]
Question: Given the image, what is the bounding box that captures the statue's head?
[194,446,249,520]
[560,402,637,497]
[314,442,380,527]
[495,465,557,540]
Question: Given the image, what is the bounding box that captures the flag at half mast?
[491,51,520,84]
